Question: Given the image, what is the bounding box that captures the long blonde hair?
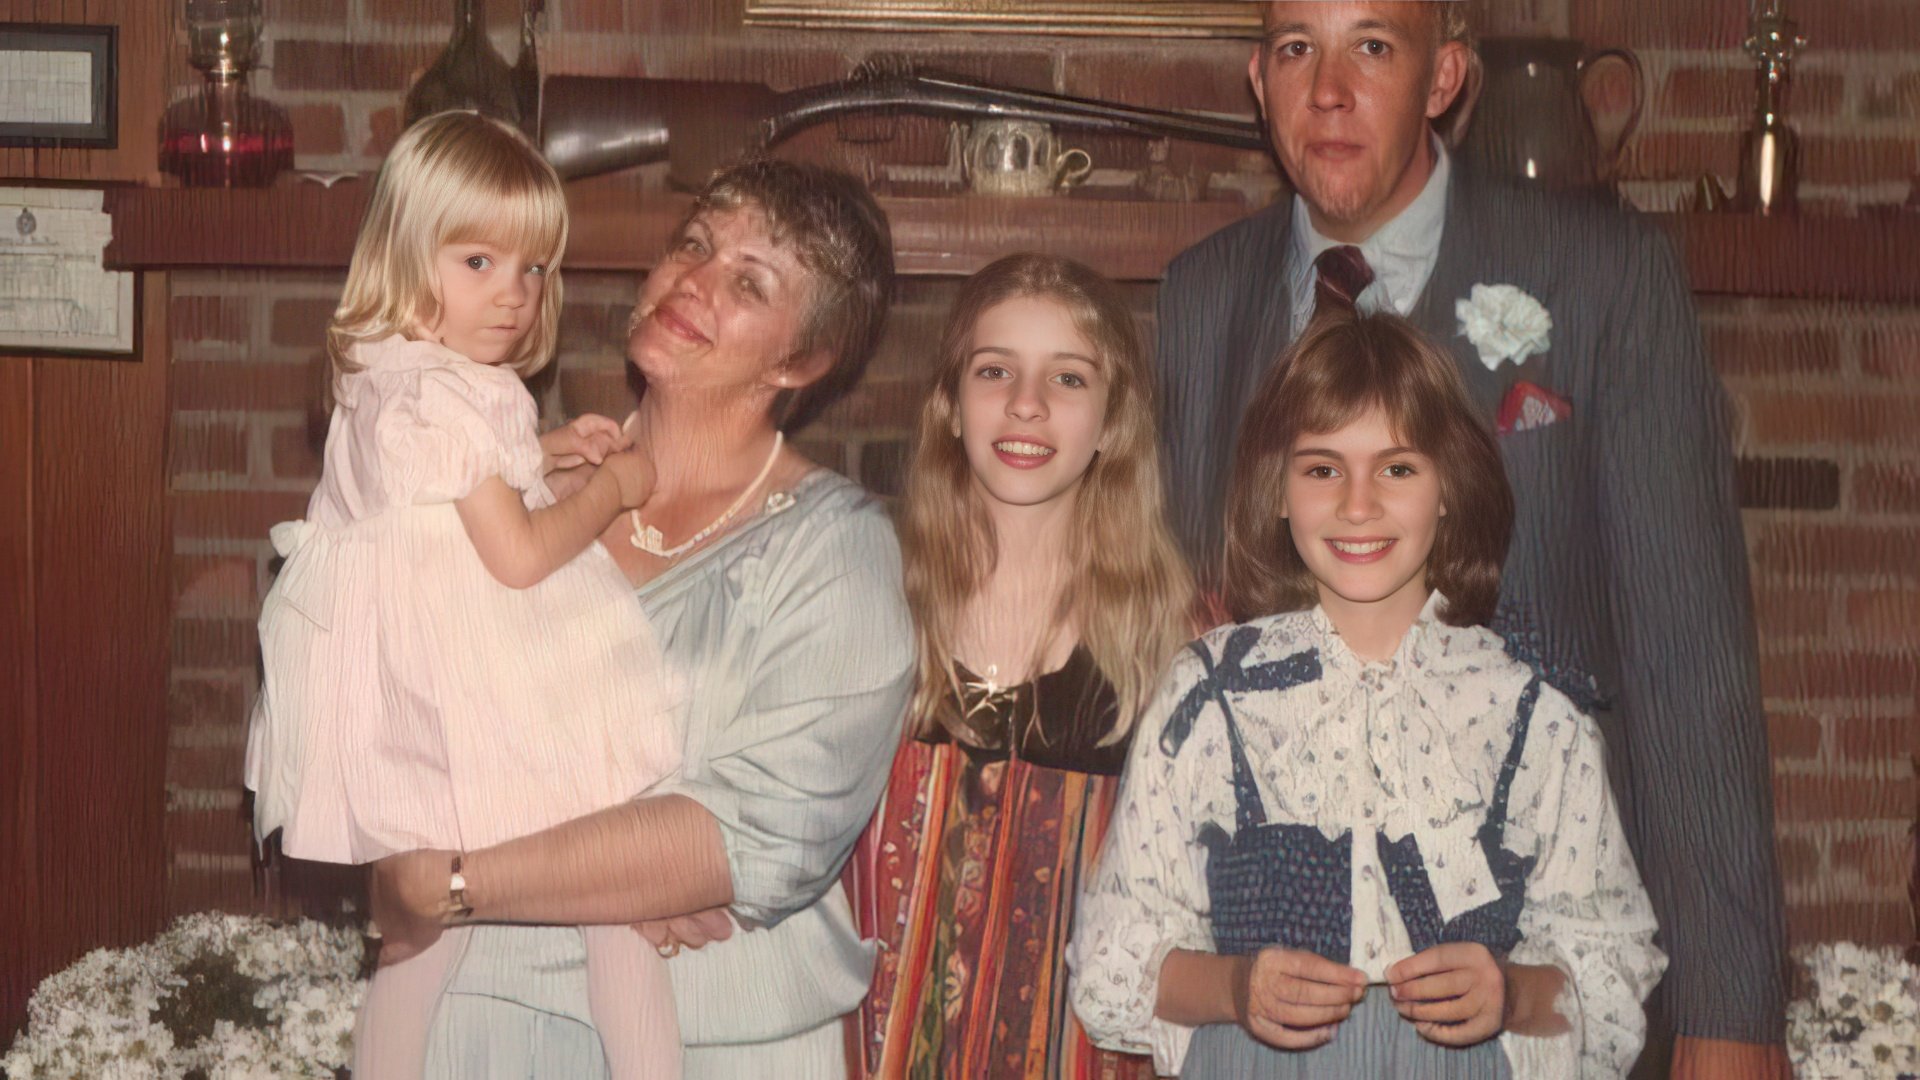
[900,253,1194,746]
[327,110,568,391]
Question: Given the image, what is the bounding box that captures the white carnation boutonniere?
[1456,284,1552,371]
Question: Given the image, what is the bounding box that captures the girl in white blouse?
[1068,308,1665,1078]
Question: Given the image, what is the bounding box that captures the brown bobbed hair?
[675,158,895,434]
[902,253,1194,746]
[1222,307,1512,627]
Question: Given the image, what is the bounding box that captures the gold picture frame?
[743,0,1262,38]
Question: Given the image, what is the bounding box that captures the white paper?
[0,186,134,354]
[0,50,95,126]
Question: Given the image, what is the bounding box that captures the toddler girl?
[244,110,683,1079]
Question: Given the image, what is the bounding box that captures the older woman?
[367,159,912,1078]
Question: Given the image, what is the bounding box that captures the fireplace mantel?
[104,182,1917,302]
[103,180,1247,282]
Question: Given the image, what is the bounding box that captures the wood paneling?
[0,288,173,1036]
[0,359,36,1034]
[0,0,172,183]
[0,0,175,1037]
[25,276,172,1010]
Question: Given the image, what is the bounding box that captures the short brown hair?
[1257,2,1481,148]
[1222,308,1511,627]
[1431,1,1481,148]
[680,159,895,433]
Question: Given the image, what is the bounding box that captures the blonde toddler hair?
[327,110,569,391]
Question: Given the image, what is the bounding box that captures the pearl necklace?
[629,431,784,561]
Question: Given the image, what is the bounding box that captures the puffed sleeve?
[1500,687,1668,1079]
[651,498,914,927]
[1069,651,1216,1077]
[367,363,545,505]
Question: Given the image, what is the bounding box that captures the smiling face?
[425,241,548,366]
[1282,405,1444,627]
[1249,1,1466,240]
[628,206,820,408]
[954,294,1111,513]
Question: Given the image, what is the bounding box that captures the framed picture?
[0,23,117,149]
[743,0,1261,37]
[0,187,136,357]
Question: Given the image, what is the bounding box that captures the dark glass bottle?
[512,0,544,139]
[404,0,526,136]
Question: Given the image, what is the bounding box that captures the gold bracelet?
[449,853,473,921]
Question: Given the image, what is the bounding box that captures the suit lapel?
[1413,166,1510,417]
[1235,205,1298,400]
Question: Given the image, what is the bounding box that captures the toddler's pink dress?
[244,334,684,1079]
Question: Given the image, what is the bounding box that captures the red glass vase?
[160,73,294,188]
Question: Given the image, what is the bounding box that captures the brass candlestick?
[1733,1,1806,215]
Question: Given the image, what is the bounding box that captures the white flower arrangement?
[3,912,367,1080]
[1455,283,1553,371]
[1788,942,1920,1079]
[6,917,1913,1077]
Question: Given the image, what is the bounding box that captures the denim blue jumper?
[1164,628,1539,1079]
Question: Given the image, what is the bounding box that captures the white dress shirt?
[1288,138,1452,340]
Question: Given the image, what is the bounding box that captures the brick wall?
[1576,0,1920,214]
[1705,299,1919,945]
[255,0,1920,212]
[163,0,1919,946]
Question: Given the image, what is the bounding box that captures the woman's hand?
[1235,947,1369,1050]
[1387,942,1522,1046]
[633,906,735,956]
[540,414,631,473]
[369,848,460,967]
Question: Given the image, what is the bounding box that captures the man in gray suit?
[1155,4,1787,1077]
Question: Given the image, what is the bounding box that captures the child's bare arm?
[539,413,629,474]
[455,448,652,589]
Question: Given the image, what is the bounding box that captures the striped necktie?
[1313,244,1376,317]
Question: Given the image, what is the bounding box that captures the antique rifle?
[540,59,1265,186]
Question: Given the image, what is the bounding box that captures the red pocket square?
[1497,380,1572,435]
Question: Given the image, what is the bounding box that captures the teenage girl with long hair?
[854,253,1194,1079]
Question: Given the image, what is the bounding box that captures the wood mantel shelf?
[101,180,1248,282]
[104,182,1917,301]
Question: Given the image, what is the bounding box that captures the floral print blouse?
[1068,596,1666,1078]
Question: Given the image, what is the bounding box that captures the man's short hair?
[1258,2,1482,147]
